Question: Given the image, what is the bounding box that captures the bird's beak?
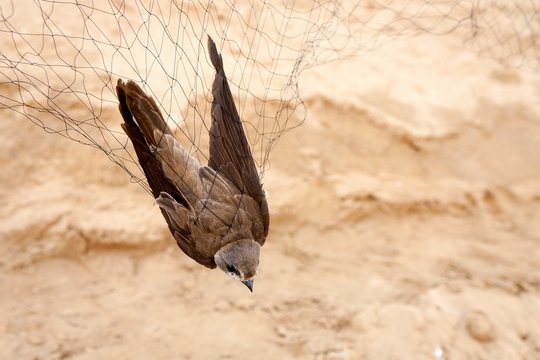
[242,279,254,292]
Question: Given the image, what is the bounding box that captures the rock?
[465,311,496,343]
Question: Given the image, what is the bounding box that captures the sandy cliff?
[1,3,540,359]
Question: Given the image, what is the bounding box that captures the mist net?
[0,0,538,193]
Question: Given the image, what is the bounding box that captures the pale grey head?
[214,239,261,292]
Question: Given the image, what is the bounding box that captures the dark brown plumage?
[116,36,269,291]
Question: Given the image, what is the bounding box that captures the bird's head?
[214,239,260,292]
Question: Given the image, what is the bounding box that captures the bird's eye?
[226,264,239,275]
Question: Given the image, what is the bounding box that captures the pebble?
[275,325,289,338]
[465,311,496,342]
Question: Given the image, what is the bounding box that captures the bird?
[116,36,269,292]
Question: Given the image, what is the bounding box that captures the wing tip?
[117,78,138,129]
[207,35,223,72]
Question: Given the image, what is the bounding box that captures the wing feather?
[207,36,270,239]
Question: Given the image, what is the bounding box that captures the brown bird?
[116,36,269,292]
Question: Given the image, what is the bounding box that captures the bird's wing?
[117,80,186,206]
[117,79,216,268]
[206,36,270,241]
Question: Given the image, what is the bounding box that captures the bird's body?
[116,36,269,291]
[153,129,266,264]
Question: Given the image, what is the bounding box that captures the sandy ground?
[2,3,540,360]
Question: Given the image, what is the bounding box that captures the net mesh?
[0,0,538,194]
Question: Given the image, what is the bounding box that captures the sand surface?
[2,2,540,359]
